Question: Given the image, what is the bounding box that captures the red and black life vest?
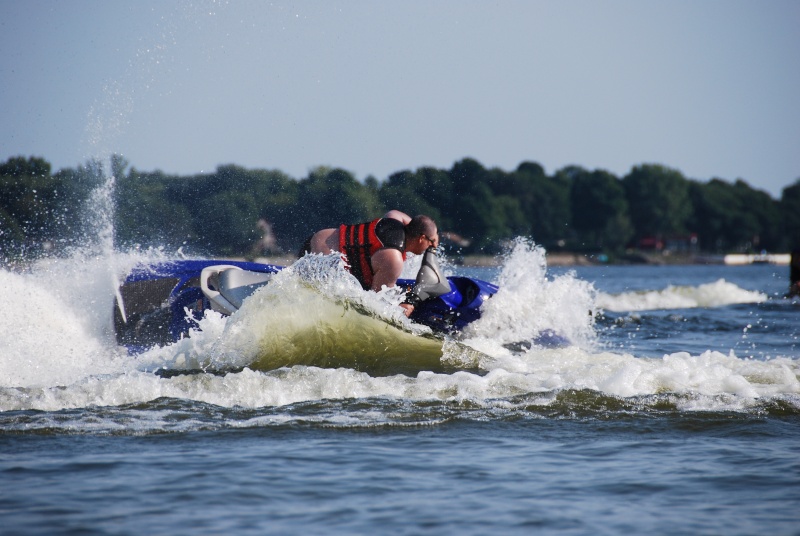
[339,218,405,290]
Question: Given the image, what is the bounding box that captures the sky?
[1,0,799,199]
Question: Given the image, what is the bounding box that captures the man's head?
[405,215,439,255]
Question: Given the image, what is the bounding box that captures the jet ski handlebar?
[405,248,452,306]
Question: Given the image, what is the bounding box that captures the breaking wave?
[597,279,768,312]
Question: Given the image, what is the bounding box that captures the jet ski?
[114,249,499,354]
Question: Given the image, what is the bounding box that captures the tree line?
[1,154,798,261]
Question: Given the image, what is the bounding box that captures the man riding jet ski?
[302,210,439,317]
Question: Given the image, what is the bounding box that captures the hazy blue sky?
[2,0,798,197]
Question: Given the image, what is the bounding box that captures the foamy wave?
[462,238,598,347]
[3,348,798,415]
[479,346,800,401]
[597,279,768,312]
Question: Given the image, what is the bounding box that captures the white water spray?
[462,238,598,348]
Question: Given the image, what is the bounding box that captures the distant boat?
[723,253,790,265]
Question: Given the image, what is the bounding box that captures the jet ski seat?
[200,265,274,315]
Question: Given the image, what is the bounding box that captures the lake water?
[1,245,798,535]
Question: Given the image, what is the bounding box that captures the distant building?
[635,233,698,253]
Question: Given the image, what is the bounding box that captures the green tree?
[4,153,794,260]
[51,164,105,247]
[688,179,736,251]
[690,178,782,252]
[297,167,382,239]
[379,170,432,219]
[623,164,691,241]
[378,167,450,228]
[194,190,261,256]
[0,156,57,255]
[514,162,571,248]
[484,165,535,237]
[115,168,194,250]
[447,158,501,250]
[567,167,632,252]
[416,166,455,227]
[250,169,301,252]
[731,180,781,251]
[0,206,25,254]
[0,155,51,178]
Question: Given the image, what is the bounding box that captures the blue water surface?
[1,263,798,535]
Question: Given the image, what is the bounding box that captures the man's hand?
[399,302,414,317]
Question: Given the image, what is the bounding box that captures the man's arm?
[370,248,405,291]
[370,248,414,317]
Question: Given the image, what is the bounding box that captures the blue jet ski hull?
[114,259,499,354]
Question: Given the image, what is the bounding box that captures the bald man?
[304,210,439,316]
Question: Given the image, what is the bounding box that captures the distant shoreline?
[450,253,712,267]
[2,251,788,274]
[460,252,791,267]
[249,252,791,268]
